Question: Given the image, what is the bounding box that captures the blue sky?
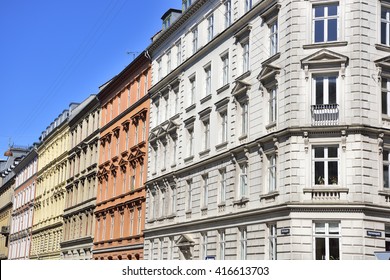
[0,0,179,158]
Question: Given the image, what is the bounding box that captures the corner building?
[61,95,100,259]
[93,52,151,260]
[144,0,390,260]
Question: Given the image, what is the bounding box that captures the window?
[119,212,124,238]
[385,225,390,251]
[383,150,390,189]
[170,186,177,214]
[270,20,278,56]
[187,127,194,157]
[202,119,210,151]
[187,180,193,210]
[245,0,252,13]
[241,102,249,135]
[163,15,171,30]
[155,102,160,126]
[219,168,227,203]
[382,78,390,117]
[169,237,175,259]
[153,148,158,173]
[242,41,250,73]
[224,0,232,28]
[163,144,167,170]
[381,6,390,45]
[144,72,148,96]
[313,146,339,186]
[189,76,196,106]
[202,174,209,207]
[219,230,226,260]
[314,222,340,260]
[312,75,338,125]
[131,167,136,190]
[313,3,339,43]
[222,54,229,86]
[183,0,192,11]
[192,27,198,54]
[268,154,277,192]
[125,129,129,150]
[167,50,172,73]
[239,164,248,197]
[239,227,247,260]
[176,41,182,66]
[220,111,228,143]
[137,78,141,100]
[207,14,214,42]
[140,163,144,187]
[172,138,177,165]
[268,224,277,260]
[205,65,212,97]
[137,207,141,235]
[142,119,146,141]
[201,232,208,259]
[116,135,120,155]
[174,89,179,115]
[164,96,169,121]
[157,59,162,81]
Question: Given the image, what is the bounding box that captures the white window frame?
[187,127,194,157]
[269,20,278,56]
[219,168,227,203]
[220,110,228,144]
[312,145,339,186]
[202,174,209,207]
[242,40,250,73]
[268,224,277,260]
[239,163,248,198]
[192,27,198,54]
[202,119,210,151]
[312,3,339,43]
[269,87,277,124]
[239,227,247,260]
[186,180,193,210]
[219,230,226,260]
[222,53,229,86]
[205,65,212,97]
[383,149,390,189]
[313,221,341,260]
[167,50,172,73]
[245,0,252,13]
[201,232,208,259]
[268,154,277,192]
[224,0,232,28]
[207,14,214,42]
[176,40,182,66]
[189,75,196,106]
[382,77,390,117]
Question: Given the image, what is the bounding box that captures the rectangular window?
[381,7,390,45]
[314,222,340,260]
[137,78,141,100]
[131,167,136,190]
[171,186,177,214]
[240,227,247,260]
[205,66,212,97]
[313,146,339,186]
[183,0,192,11]
[269,224,277,260]
[382,78,390,116]
[187,128,194,157]
[383,150,390,189]
[116,136,120,155]
[140,163,144,187]
[157,59,162,81]
[220,111,228,143]
[164,96,169,121]
[163,144,167,170]
[192,28,198,54]
[125,129,129,150]
[144,72,148,96]
[239,164,248,197]
[176,41,182,66]
[268,154,277,192]
[187,180,192,210]
[219,230,226,260]
[201,232,208,259]
[119,212,124,238]
[270,20,278,56]
[219,168,227,203]
[222,54,229,86]
[134,123,139,145]
[245,0,252,13]
[241,102,249,135]
[242,41,250,73]
[137,207,141,235]
[129,210,134,236]
[312,75,338,125]
[313,3,339,43]
[225,0,232,28]
[202,174,209,207]
[172,138,177,165]
[385,225,390,251]
[202,119,210,150]
[154,148,158,173]
[190,76,196,106]
[207,14,214,42]
[167,50,171,73]
[142,120,146,142]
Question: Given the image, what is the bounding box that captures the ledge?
[200,94,212,104]
[302,41,348,49]
[233,197,249,206]
[238,134,248,141]
[199,149,210,157]
[235,70,251,81]
[184,155,194,163]
[261,52,281,66]
[216,84,230,94]
[215,141,228,151]
[185,104,196,113]
[260,191,279,200]
[266,122,277,130]
[375,44,390,52]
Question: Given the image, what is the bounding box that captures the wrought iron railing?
[311,104,339,126]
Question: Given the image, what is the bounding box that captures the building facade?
[31,105,78,259]
[8,148,38,259]
[61,95,100,259]
[0,146,30,259]
[144,0,390,260]
[93,53,151,260]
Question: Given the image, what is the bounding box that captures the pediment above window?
[232,79,251,101]
[375,55,390,80]
[257,64,281,88]
[259,1,280,25]
[166,120,179,134]
[301,49,348,79]
[176,234,195,247]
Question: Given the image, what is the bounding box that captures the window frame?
[312,2,339,43]
[312,145,339,186]
[313,221,341,260]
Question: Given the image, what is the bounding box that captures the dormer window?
[183,0,192,11]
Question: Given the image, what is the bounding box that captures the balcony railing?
[311,104,339,126]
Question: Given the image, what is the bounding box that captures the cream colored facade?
[61,95,100,259]
[31,105,78,259]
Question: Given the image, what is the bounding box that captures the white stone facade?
[144,0,390,260]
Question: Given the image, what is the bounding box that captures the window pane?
[315,77,324,104]
[382,10,388,19]
[315,238,326,260]
[315,147,324,158]
[386,241,390,251]
[328,77,337,104]
[386,225,390,237]
[329,223,339,234]
[328,147,338,158]
[384,165,389,188]
[328,5,338,16]
[315,223,326,234]
[328,161,338,184]
[382,90,388,115]
[314,20,324,43]
[327,19,338,41]
[314,6,324,17]
[382,22,387,44]
[315,162,325,184]
[329,238,340,260]
[383,150,389,161]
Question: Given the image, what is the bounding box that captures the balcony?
[311,104,339,126]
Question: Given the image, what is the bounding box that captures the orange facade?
[93,53,150,260]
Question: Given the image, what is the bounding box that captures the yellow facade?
[31,120,69,260]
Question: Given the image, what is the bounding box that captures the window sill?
[233,197,249,206]
[215,141,228,151]
[382,114,390,121]
[378,189,390,200]
[266,122,276,130]
[200,94,212,104]
[185,104,196,113]
[161,168,166,172]
[260,191,279,200]
[147,219,156,223]
[151,172,157,176]
[375,44,390,52]
[235,70,251,81]
[166,213,177,219]
[156,216,165,222]
[199,149,210,157]
[238,134,248,141]
[170,163,177,168]
[216,84,230,94]
[184,155,194,163]
[261,52,281,66]
[302,41,348,49]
